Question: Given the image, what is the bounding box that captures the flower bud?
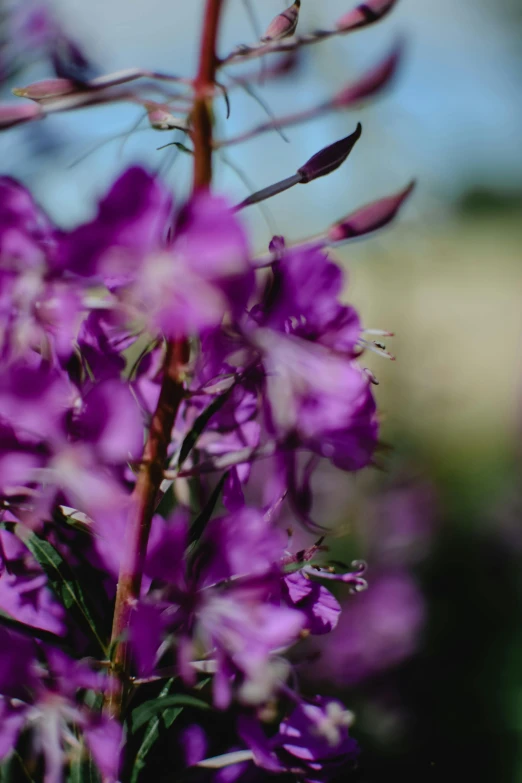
[51,33,98,85]
[261,1,301,42]
[0,102,42,129]
[143,102,188,131]
[298,123,362,183]
[336,0,398,32]
[327,181,415,242]
[12,79,76,101]
[332,42,402,108]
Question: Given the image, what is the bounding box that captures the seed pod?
[261,1,301,42]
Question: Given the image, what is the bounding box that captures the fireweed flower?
[238,697,359,781]
[0,630,121,782]
[0,0,413,777]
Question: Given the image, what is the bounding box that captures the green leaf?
[131,693,210,734]
[130,679,185,783]
[13,525,107,655]
[189,472,228,546]
[178,388,234,469]
[156,141,194,154]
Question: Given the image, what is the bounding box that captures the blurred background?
[1,0,522,780]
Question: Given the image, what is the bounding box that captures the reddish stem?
[107,0,225,716]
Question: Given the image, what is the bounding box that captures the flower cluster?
[0,0,414,780]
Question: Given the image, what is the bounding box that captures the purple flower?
[240,696,358,782]
[59,167,173,279]
[0,529,64,635]
[124,191,252,337]
[259,245,361,355]
[133,510,305,708]
[0,635,121,781]
[282,571,341,635]
[316,571,426,684]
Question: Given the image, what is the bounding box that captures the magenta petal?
[83,716,122,782]
[145,512,188,584]
[77,380,143,464]
[174,192,249,281]
[60,167,173,278]
[0,702,26,760]
[336,0,399,32]
[130,602,165,676]
[283,573,341,635]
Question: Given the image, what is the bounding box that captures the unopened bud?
[143,102,188,131]
[332,42,402,108]
[261,1,301,42]
[336,0,398,32]
[51,33,98,85]
[298,123,362,183]
[12,79,76,101]
[0,102,42,129]
[328,181,415,242]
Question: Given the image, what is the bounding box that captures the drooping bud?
[261,1,301,42]
[297,123,362,183]
[0,102,42,129]
[235,126,362,211]
[336,0,399,32]
[143,102,188,131]
[12,79,76,101]
[327,181,415,242]
[332,42,402,108]
[51,33,99,85]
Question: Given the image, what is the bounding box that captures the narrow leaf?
[13,525,107,654]
[130,679,178,783]
[131,694,210,734]
[189,473,229,546]
[156,141,194,154]
[178,388,235,469]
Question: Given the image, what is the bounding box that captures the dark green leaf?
[189,473,228,546]
[178,389,234,469]
[13,525,107,655]
[156,141,194,154]
[131,694,210,734]
[130,680,193,783]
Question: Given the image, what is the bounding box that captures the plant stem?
[107,0,225,717]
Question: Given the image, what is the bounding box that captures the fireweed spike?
[234,123,362,210]
[0,0,414,778]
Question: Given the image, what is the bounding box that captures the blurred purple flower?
[316,571,426,684]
